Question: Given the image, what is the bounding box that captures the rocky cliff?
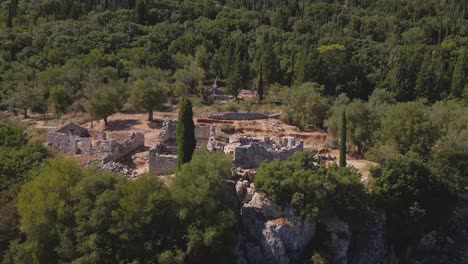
[233,188,468,264]
[236,192,314,264]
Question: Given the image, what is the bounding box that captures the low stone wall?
[206,112,269,121]
[102,132,145,162]
[148,149,178,175]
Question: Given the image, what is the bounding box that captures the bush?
[0,122,27,148]
[255,151,367,220]
[281,83,329,129]
[371,155,457,248]
[225,102,240,112]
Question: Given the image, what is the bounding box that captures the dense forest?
[0,0,467,263]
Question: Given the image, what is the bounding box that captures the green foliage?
[130,79,169,121]
[371,155,457,247]
[0,122,27,148]
[10,151,237,263]
[173,58,205,95]
[326,97,378,155]
[170,150,237,263]
[428,99,468,190]
[0,0,466,116]
[220,124,236,134]
[48,85,72,115]
[0,122,48,191]
[255,151,367,220]
[177,98,196,168]
[0,185,20,261]
[369,102,439,162]
[257,62,264,102]
[0,143,48,191]
[309,252,329,264]
[339,110,347,167]
[281,83,329,129]
[86,81,128,126]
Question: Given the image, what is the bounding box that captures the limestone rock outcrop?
[238,193,314,264]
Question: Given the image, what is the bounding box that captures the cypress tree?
[339,109,347,167]
[7,0,18,28]
[257,62,264,102]
[177,98,196,168]
[135,0,145,25]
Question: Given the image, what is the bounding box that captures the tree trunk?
[148,110,153,121]
[23,108,28,119]
[104,116,109,126]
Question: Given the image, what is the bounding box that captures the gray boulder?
[239,193,314,264]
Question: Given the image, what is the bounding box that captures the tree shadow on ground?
[148,119,164,129]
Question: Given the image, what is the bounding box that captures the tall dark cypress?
[177,98,196,168]
[7,0,18,28]
[257,62,264,102]
[135,0,145,24]
[339,109,347,167]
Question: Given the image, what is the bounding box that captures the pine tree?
[257,62,264,102]
[177,98,196,168]
[340,109,347,167]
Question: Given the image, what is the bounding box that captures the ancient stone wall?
[157,119,213,143]
[206,112,269,120]
[232,137,304,169]
[148,149,178,175]
[148,119,214,175]
[100,132,145,162]
[48,123,144,163]
[47,132,76,154]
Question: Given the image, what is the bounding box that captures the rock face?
[349,210,397,264]
[322,217,351,264]
[238,193,314,264]
[409,194,468,264]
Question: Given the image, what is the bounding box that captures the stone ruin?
[206,112,269,121]
[47,122,144,163]
[220,136,304,169]
[148,119,214,175]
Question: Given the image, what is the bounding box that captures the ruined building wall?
[148,150,178,175]
[148,119,214,175]
[47,132,77,154]
[97,132,145,162]
[48,127,144,163]
[206,112,269,120]
[233,137,304,169]
[157,119,212,142]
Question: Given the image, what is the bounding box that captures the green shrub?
[225,102,240,112]
[255,151,367,220]
[220,124,236,134]
[371,155,457,248]
[281,83,329,129]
